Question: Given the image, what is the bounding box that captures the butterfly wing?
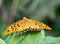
[3,17,51,35]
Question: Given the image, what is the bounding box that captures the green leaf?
[0,38,6,44]
[15,33,26,44]
[7,30,60,44]
[9,34,15,44]
[45,36,60,44]
[5,34,12,44]
[8,30,45,44]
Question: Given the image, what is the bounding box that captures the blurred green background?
[0,0,60,44]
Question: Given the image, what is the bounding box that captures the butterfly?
[3,17,51,35]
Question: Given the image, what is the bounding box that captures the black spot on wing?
[7,30,9,32]
[11,25,14,30]
[17,24,20,27]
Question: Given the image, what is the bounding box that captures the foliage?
[0,0,60,44]
[0,38,6,44]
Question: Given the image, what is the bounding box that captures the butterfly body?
[3,17,51,35]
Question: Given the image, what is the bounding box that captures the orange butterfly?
[3,17,51,35]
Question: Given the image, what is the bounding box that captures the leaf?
[7,30,60,44]
[9,34,15,44]
[0,38,6,44]
[8,30,45,44]
[45,36,60,44]
[5,34,12,44]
